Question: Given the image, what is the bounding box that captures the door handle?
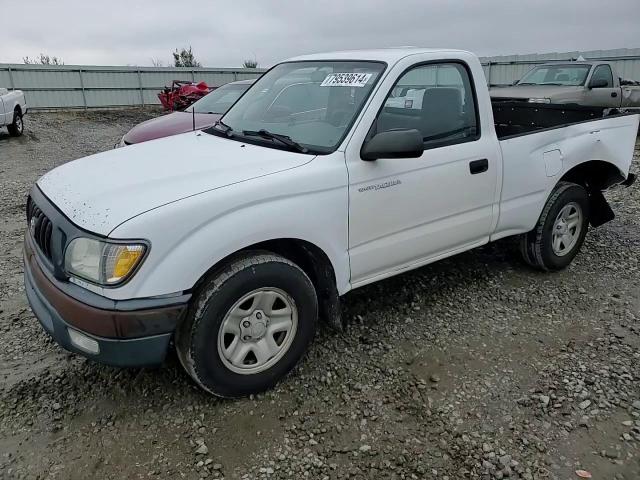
[469,159,489,174]
[611,91,618,98]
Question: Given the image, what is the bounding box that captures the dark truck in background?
[490,61,640,111]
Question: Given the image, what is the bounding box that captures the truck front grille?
[27,196,54,261]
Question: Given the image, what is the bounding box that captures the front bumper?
[24,234,189,367]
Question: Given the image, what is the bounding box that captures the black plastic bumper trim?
[25,259,173,367]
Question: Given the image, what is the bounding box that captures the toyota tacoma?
[24,48,638,397]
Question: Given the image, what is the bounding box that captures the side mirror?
[361,129,423,161]
[588,79,608,89]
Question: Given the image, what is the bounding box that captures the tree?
[23,53,64,65]
[150,57,164,67]
[243,59,259,69]
[173,47,201,67]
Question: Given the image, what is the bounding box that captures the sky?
[1,0,639,67]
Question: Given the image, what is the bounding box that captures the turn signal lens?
[107,245,145,283]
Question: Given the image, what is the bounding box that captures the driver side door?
[346,61,500,286]
[584,64,619,107]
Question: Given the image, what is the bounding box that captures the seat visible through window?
[419,87,463,140]
[374,62,478,148]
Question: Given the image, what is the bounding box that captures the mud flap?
[323,291,344,331]
[300,245,343,331]
[589,190,615,227]
[317,274,343,331]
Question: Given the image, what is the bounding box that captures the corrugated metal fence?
[0,65,265,109]
[1,48,639,109]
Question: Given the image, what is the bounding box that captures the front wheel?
[7,110,24,137]
[176,252,318,398]
[520,182,590,271]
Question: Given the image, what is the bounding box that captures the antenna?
[192,105,196,132]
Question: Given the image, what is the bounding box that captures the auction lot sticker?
[321,73,373,87]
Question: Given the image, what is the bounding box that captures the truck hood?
[37,131,312,236]
[123,111,221,145]
[490,85,582,100]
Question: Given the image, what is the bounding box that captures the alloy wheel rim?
[217,287,298,375]
[551,202,583,256]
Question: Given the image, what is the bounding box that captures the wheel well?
[14,105,22,115]
[559,161,623,228]
[559,160,624,191]
[193,239,342,330]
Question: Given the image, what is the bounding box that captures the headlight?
[64,238,147,286]
[527,98,551,104]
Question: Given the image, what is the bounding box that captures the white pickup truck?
[0,87,26,136]
[24,48,638,397]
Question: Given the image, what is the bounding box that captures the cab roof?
[286,47,473,64]
[537,62,594,66]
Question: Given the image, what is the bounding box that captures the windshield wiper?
[242,129,309,153]
[213,119,234,136]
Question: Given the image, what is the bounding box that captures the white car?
[0,87,27,136]
[24,48,638,397]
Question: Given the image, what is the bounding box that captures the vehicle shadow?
[0,129,37,142]
[339,236,529,325]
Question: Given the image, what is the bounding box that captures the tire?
[7,109,24,137]
[520,181,590,271]
[176,251,318,398]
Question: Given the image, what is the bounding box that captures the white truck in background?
[23,48,638,398]
[0,88,27,136]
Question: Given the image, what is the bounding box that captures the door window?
[372,62,479,149]
[591,65,614,87]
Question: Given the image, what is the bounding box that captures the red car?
[116,79,254,147]
[158,80,213,111]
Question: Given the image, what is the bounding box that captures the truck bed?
[621,85,640,107]
[492,110,639,241]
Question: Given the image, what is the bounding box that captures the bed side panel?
[493,114,639,240]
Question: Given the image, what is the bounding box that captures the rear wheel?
[7,109,23,137]
[176,252,318,397]
[520,182,590,271]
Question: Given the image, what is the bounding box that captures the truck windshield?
[518,64,591,86]
[207,61,386,154]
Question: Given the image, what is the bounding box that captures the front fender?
[107,154,350,300]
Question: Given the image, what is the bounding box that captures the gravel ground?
[0,111,639,480]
